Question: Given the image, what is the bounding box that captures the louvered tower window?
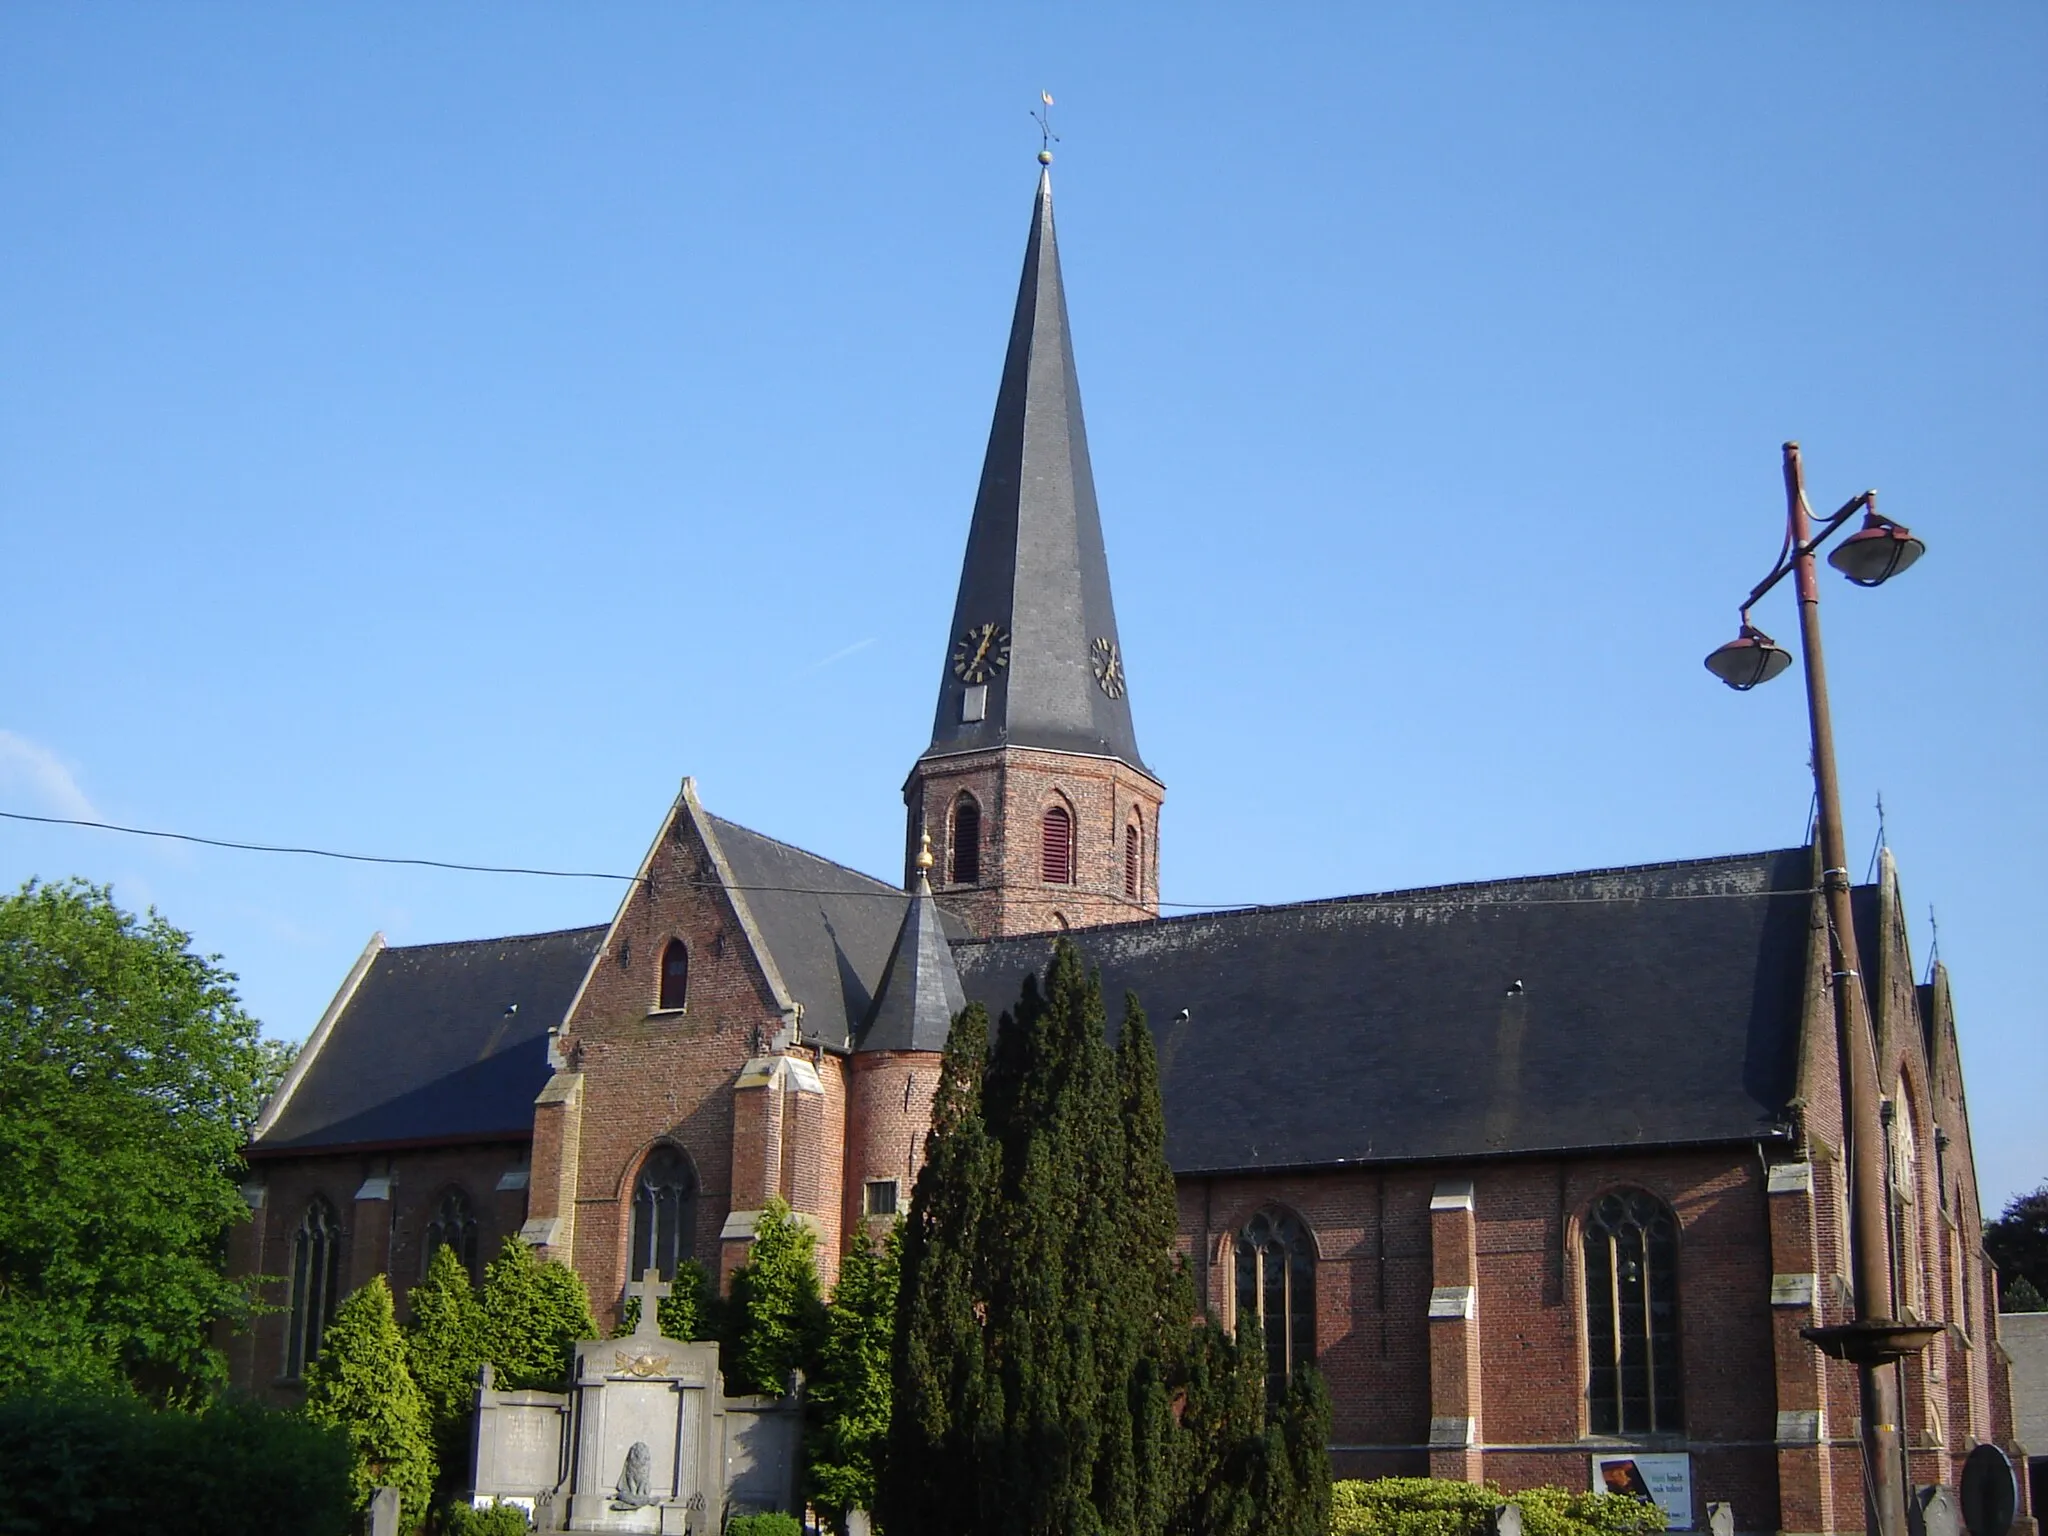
[630,1144,698,1281]
[1583,1189,1683,1433]
[952,796,981,885]
[1235,1209,1316,1402]
[423,1186,478,1279]
[1124,820,1141,899]
[659,939,689,1011]
[286,1197,342,1379]
[1040,804,1073,884]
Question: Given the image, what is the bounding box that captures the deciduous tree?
[0,879,273,1400]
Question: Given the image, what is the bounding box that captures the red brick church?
[227,167,2031,1535]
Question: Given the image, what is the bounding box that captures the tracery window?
[422,1186,478,1279]
[1583,1188,1682,1433]
[951,796,982,886]
[629,1144,698,1281]
[1041,803,1074,885]
[659,939,689,1011]
[1124,819,1142,900]
[1235,1209,1315,1400]
[286,1197,342,1379]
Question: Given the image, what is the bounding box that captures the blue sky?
[2,6,2042,1209]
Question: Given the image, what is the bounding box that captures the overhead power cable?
[2,807,1820,913]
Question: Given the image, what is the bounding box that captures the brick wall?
[905,746,1163,937]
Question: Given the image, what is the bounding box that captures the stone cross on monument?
[626,1273,671,1340]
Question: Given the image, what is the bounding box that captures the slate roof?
[952,848,1817,1175]
[923,169,1150,777]
[253,925,607,1154]
[857,869,968,1054]
[706,815,942,1051]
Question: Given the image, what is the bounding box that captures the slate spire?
[858,834,966,1054]
[924,169,1148,774]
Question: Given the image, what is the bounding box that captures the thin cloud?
[0,731,101,821]
[792,636,878,680]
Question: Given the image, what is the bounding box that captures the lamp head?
[1827,509,1925,587]
[1705,625,1795,691]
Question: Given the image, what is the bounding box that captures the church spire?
[923,168,1148,775]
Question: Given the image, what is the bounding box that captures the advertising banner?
[1590,1453,1693,1530]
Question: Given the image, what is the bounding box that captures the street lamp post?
[1704,442,1937,1536]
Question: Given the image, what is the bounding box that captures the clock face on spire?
[1091,637,1125,699]
[952,623,1011,685]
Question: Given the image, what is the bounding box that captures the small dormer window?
[659,940,689,1011]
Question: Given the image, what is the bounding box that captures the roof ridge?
[380,923,609,954]
[952,846,1813,947]
[704,813,901,895]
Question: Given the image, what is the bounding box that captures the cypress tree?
[881,1000,996,1536]
[806,1223,899,1534]
[404,1244,487,1491]
[303,1275,436,1528]
[726,1196,825,1397]
[479,1236,597,1393]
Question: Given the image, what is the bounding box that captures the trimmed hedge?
[0,1389,353,1536]
[726,1515,802,1536]
[1332,1478,1668,1536]
[442,1500,532,1535]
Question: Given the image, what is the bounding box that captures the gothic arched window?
[952,796,982,886]
[422,1186,478,1279]
[1583,1188,1683,1433]
[1041,803,1074,885]
[629,1144,698,1281]
[659,939,689,1011]
[286,1197,342,1378]
[1124,818,1142,900]
[1235,1209,1315,1400]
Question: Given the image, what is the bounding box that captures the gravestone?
[1709,1503,1735,1536]
[1915,1485,1961,1536]
[1490,1502,1524,1536]
[470,1274,802,1532]
[368,1486,401,1536]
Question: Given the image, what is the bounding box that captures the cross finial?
[626,1273,672,1339]
[1032,90,1058,165]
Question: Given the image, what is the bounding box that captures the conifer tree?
[881,1000,996,1536]
[726,1196,825,1397]
[404,1244,487,1489]
[806,1224,900,1534]
[303,1275,436,1528]
[479,1236,597,1393]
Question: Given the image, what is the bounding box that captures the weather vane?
[1032,90,1058,164]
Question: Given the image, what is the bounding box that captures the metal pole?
[1784,441,1908,1536]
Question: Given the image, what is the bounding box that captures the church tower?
[904,167,1164,937]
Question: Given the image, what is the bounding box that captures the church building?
[228,166,2031,1535]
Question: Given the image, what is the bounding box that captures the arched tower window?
[659,939,689,1011]
[1040,803,1074,885]
[1583,1188,1683,1433]
[630,1144,698,1281]
[1235,1209,1315,1400]
[286,1196,342,1379]
[1124,817,1142,900]
[422,1186,478,1279]
[951,796,982,886]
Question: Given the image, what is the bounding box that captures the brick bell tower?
[904,164,1164,938]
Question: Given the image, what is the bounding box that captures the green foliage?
[727,1514,802,1536]
[0,1386,353,1536]
[881,941,1331,1536]
[1986,1181,2048,1308]
[1330,1480,1668,1536]
[479,1235,597,1392]
[405,1243,488,1489]
[443,1499,533,1535]
[0,879,274,1400]
[2003,1274,2047,1312]
[613,1258,719,1341]
[807,1224,900,1533]
[303,1275,436,1527]
[726,1196,825,1397]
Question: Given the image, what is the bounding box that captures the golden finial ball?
[1038,149,1053,165]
